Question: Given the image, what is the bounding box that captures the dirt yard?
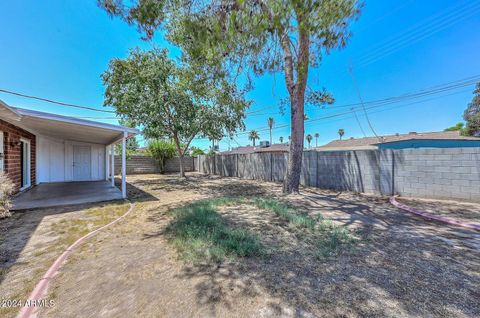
[2,173,479,317]
[0,201,130,318]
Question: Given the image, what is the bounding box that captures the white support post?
[105,145,110,181]
[121,132,127,199]
[111,144,115,187]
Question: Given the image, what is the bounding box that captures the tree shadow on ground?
[139,174,480,317]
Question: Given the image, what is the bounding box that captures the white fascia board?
[11,107,139,135]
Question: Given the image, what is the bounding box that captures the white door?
[73,146,91,181]
[0,131,4,172]
[20,138,31,190]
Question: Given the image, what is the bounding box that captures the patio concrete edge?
[390,196,480,231]
[16,201,135,318]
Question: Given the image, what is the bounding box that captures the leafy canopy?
[463,83,480,136]
[99,0,361,105]
[102,48,249,152]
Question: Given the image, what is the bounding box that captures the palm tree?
[338,128,345,140]
[306,134,313,148]
[314,133,319,147]
[267,117,274,145]
[279,136,284,144]
[249,130,260,146]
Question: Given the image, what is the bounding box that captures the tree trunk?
[283,90,305,194]
[178,154,185,178]
[173,133,186,178]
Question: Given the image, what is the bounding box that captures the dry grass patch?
[166,197,356,264]
[0,201,130,318]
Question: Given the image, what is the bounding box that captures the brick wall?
[198,147,480,202]
[0,118,36,193]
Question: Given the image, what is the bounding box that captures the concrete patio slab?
[12,181,123,210]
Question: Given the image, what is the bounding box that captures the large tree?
[102,48,248,177]
[99,0,361,193]
[464,83,480,136]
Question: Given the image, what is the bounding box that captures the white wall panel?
[38,136,105,183]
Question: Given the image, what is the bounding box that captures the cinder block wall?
[114,155,194,174]
[197,147,480,202]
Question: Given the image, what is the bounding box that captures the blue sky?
[1,0,479,151]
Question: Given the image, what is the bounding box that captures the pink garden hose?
[16,202,135,318]
[390,196,480,231]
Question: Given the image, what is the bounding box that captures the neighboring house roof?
[316,131,479,151]
[221,143,289,155]
[0,99,139,144]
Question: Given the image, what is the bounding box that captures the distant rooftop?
[316,131,479,151]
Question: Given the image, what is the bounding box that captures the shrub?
[189,146,205,157]
[147,140,177,173]
[0,171,14,218]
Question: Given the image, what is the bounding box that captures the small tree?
[190,147,205,157]
[314,133,320,147]
[338,129,345,140]
[279,136,284,144]
[306,134,313,148]
[99,0,361,193]
[147,140,177,173]
[0,172,14,218]
[249,130,260,146]
[444,122,465,132]
[267,117,275,145]
[102,48,248,177]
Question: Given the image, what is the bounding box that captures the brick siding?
[0,118,36,193]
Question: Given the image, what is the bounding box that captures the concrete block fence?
[114,155,194,174]
[197,147,480,202]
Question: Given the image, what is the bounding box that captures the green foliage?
[250,197,316,230]
[102,48,249,176]
[189,146,205,157]
[99,0,361,192]
[338,128,345,139]
[444,122,464,132]
[248,130,260,146]
[463,83,480,136]
[0,172,14,218]
[166,199,263,263]
[464,113,480,136]
[147,140,177,173]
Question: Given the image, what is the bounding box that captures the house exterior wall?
[37,135,105,183]
[378,139,480,149]
[0,118,36,193]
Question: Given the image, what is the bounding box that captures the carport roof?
[0,100,138,145]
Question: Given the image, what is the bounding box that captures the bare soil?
[30,173,480,318]
[0,201,130,318]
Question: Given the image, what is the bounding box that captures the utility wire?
[348,65,380,140]
[0,88,115,113]
[354,1,480,68]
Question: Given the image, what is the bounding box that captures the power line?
[0,88,116,113]
[240,75,479,133]
[237,82,475,136]
[348,65,380,140]
[354,1,480,68]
